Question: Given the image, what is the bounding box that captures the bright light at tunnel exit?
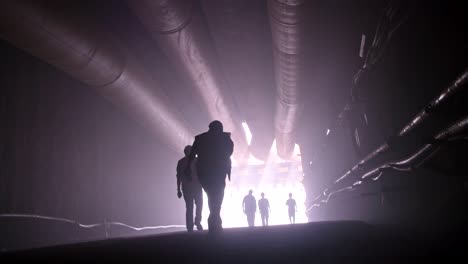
[241,122,252,145]
[200,140,307,228]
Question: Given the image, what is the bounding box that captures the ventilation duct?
[0,0,193,152]
[268,0,305,159]
[127,0,249,162]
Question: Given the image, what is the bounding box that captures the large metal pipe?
[322,115,468,208]
[399,69,468,135]
[0,0,193,152]
[335,69,468,185]
[268,0,305,159]
[127,0,249,162]
[307,70,468,212]
[389,115,468,171]
[308,115,468,211]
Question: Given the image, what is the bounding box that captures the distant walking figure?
[176,145,203,232]
[243,190,257,227]
[286,193,297,224]
[258,192,271,227]
[186,120,233,233]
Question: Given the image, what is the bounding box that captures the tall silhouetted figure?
[242,190,256,227]
[286,193,297,224]
[258,192,270,227]
[187,120,233,233]
[176,145,203,232]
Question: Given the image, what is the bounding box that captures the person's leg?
[203,181,225,232]
[194,187,203,230]
[183,190,194,232]
[266,214,269,226]
[211,183,225,230]
[247,213,254,227]
[261,214,265,226]
[203,185,215,231]
[200,179,214,232]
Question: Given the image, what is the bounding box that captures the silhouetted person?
[258,192,271,227]
[176,145,203,232]
[186,120,233,233]
[242,190,256,227]
[286,193,297,224]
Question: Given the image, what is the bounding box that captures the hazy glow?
[231,157,238,167]
[241,122,253,145]
[200,140,307,228]
[231,153,264,167]
[326,129,330,135]
[247,153,265,165]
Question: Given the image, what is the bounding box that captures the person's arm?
[187,139,197,164]
[227,159,232,181]
[225,135,234,181]
[185,138,198,179]
[176,160,183,198]
[228,138,234,156]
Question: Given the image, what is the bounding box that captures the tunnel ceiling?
[1,0,465,161]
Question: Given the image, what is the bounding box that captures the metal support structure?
[308,70,468,212]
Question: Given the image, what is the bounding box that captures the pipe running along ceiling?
[127,0,249,162]
[0,0,307,161]
[0,0,194,152]
[268,0,305,159]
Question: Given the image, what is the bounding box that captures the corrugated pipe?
[127,0,248,162]
[268,0,305,159]
[0,0,194,152]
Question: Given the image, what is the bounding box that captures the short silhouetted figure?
[258,192,271,227]
[176,145,203,232]
[286,193,297,224]
[187,120,233,233]
[243,190,257,227]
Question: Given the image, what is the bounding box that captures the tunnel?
[1,0,467,261]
